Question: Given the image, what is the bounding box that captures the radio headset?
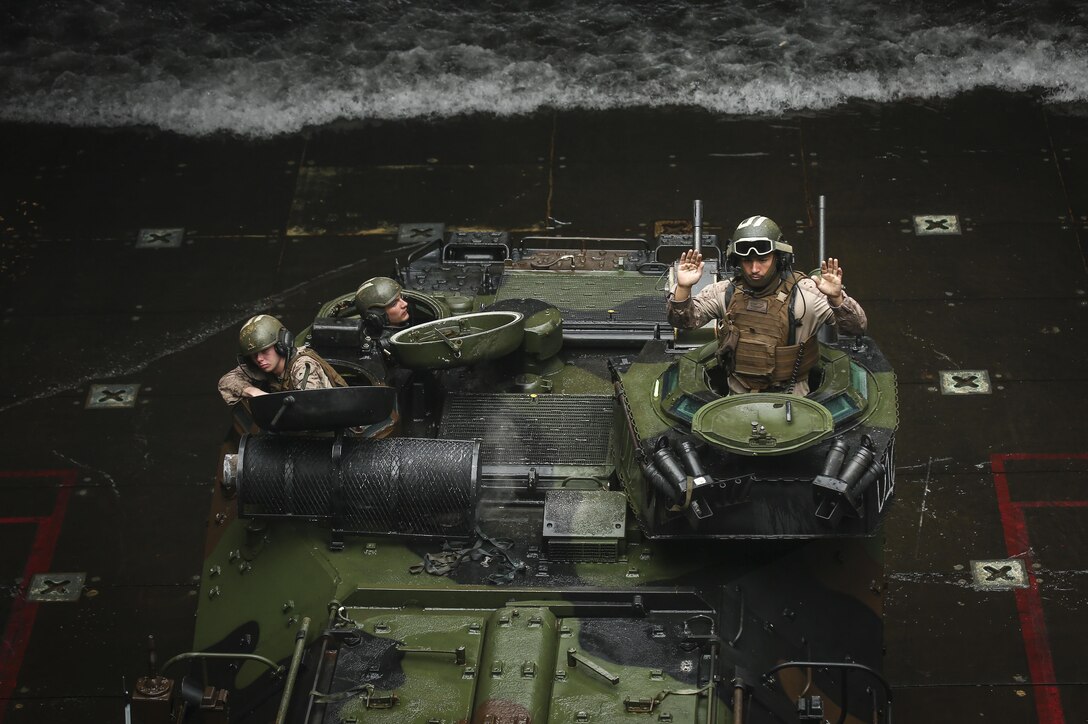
[361,309,387,339]
[274,325,295,358]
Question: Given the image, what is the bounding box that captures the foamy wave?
[1,1,1086,137]
[4,52,1084,137]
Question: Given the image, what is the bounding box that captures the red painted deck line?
[0,470,76,724]
[991,453,1088,724]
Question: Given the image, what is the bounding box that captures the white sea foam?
[0,0,1085,137]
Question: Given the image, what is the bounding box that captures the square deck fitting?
[27,572,86,602]
[397,222,445,245]
[912,215,961,236]
[136,228,185,248]
[543,490,627,539]
[939,370,991,395]
[970,559,1028,589]
[86,383,141,408]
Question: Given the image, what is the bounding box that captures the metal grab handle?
[414,322,474,356]
[274,617,311,724]
[530,253,576,269]
[270,395,295,428]
[396,645,467,666]
[763,660,893,724]
[567,648,620,685]
[159,651,284,677]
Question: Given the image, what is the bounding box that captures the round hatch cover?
[691,393,834,456]
[389,311,525,369]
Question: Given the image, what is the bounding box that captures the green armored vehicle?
[131,224,897,723]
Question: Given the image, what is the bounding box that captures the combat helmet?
[354,277,403,318]
[237,314,294,369]
[728,215,794,268]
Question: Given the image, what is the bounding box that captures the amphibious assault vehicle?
[131,223,897,723]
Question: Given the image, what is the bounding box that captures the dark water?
[1,0,1086,137]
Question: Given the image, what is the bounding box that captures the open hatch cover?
[249,386,396,431]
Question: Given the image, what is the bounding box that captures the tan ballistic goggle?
[732,238,776,257]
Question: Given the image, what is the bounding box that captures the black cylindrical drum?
[846,460,886,510]
[676,440,707,479]
[653,447,687,487]
[821,439,850,477]
[838,444,876,487]
[641,459,680,505]
[652,446,689,502]
[237,435,480,538]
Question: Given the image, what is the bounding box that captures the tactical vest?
[286,348,349,390]
[722,272,820,392]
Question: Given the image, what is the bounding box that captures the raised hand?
[816,257,844,304]
[676,249,705,289]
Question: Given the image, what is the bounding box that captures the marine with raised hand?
[217,314,346,405]
[667,215,867,396]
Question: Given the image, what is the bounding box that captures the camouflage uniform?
[218,348,341,406]
[667,275,867,396]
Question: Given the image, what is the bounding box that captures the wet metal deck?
[1,88,1086,722]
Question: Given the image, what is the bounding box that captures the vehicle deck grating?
[439,393,614,467]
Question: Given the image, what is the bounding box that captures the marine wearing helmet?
[667,214,868,396]
[237,314,292,370]
[217,314,347,406]
[355,276,411,328]
[726,215,794,273]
